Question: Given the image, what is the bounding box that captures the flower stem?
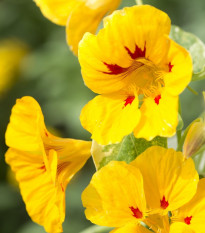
[135,0,143,5]
[187,85,198,95]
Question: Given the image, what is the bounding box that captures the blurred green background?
[0,0,204,232]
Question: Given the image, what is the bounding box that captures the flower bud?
[183,119,205,158]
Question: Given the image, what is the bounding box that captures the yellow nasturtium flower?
[33,0,121,54]
[5,96,91,233]
[0,39,27,95]
[79,5,192,145]
[82,147,199,233]
[172,178,205,233]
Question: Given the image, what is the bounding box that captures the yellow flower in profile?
[0,39,27,95]
[172,178,205,233]
[82,147,198,233]
[79,5,192,145]
[5,96,91,233]
[33,0,121,54]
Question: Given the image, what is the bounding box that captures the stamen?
[154,95,161,105]
[123,96,135,108]
[160,196,169,209]
[184,216,192,225]
[103,62,128,75]
[168,62,174,72]
[129,206,143,219]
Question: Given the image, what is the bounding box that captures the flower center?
[129,206,143,219]
[128,59,164,98]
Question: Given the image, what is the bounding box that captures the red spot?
[184,216,192,225]
[39,165,46,171]
[103,62,128,75]
[160,196,169,209]
[125,43,146,60]
[168,62,174,72]
[124,96,135,107]
[130,206,143,219]
[154,95,161,105]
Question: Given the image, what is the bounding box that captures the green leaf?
[170,25,205,80]
[91,134,167,170]
[192,67,205,81]
[80,225,113,233]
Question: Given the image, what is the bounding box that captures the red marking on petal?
[160,196,169,209]
[130,206,143,219]
[125,43,146,60]
[39,165,46,171]
[60,183,65,192]
[45,131,48,137]
[184,216,192,225]
[103,62,128,75]
[124,96,135,108]
[154,95,161,105]
[168,62,174,72]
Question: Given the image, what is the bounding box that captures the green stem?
[187,85,198,95]
[135,0,143,5]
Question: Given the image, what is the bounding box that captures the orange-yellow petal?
[78,5,171,94]
[80,94,141,145]
[134,90,178,140]
[170,223,195,233]
[5,148,64,233]
[82,161,147,227]
[33,0,81,26]
[163,39,192,96]
[130,146,199,215]
[172,178,205,233]
[66,0,120,55]
[5,96,45,152]
[110,223,151,233]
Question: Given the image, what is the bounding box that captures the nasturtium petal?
[5,96,44,152]
[5,148,65,233]
[33,0,81,26]
[79,5,171,94]
[170,222,195,233]
[134,90,178,140]
[130,146,199,215]
[5,96,91,232]
[170,25,205,77]
[172,178,205,233]
[66,0,120,55]
[80,94,141,145]
[163,39,192,96]
[82,161,147,227]
[110,223,151,233]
